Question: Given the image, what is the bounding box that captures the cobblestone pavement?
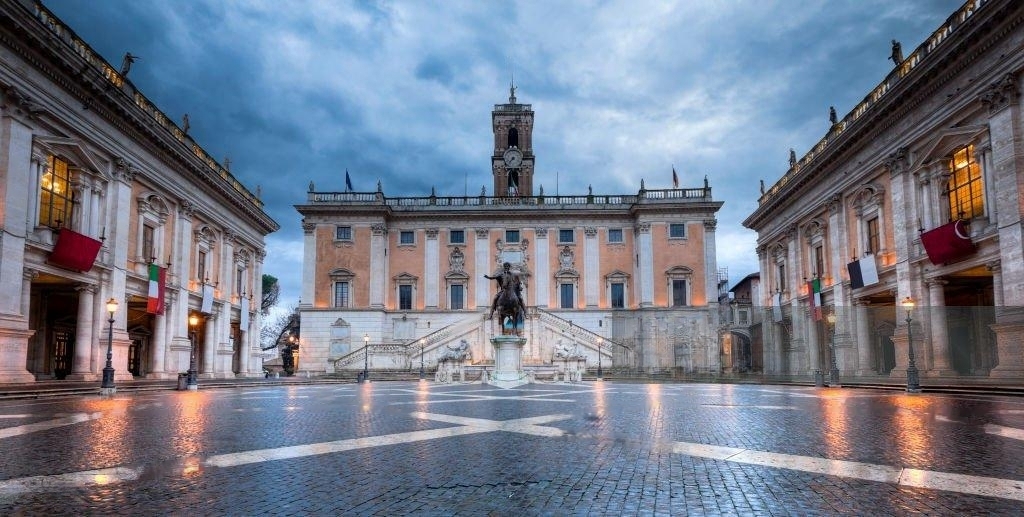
[0,381,1022,516]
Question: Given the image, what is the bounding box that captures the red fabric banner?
[920,220,975,265]
[48,229,102,272]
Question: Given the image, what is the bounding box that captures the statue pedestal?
[489,335,528,388]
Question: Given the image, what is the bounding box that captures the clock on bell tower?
[492,84,535,197]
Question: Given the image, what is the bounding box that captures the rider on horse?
[484,262,527,320]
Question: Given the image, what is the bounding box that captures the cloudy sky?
[44,0,964,311]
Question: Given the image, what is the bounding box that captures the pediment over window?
[665,265,693,278]
[604,269,631,282]
[804,219,826,240]
[33,136,103,175]
[137,191,170,219]
[915,125,987,167]
[852,183,885,210]
[329,268,354,281]
[393,272,419,283]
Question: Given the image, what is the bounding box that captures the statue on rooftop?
[890,40,904,66]
[120,52,138,76]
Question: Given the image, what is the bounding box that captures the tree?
[259,306,294,351]
[261,274,279,315]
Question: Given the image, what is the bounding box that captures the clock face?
[503,148,523,167]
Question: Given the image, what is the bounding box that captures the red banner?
[48,229,102,272]
[920,220,975,265]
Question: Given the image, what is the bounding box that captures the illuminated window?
[946,145,984,220]
[39,156,74,228]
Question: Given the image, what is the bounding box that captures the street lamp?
[902,297,921,393]
[419,338,425,380]
[596,337,603,380]
[826,311,840,387]
[362,333,370,383]
[100,298,118,394]
[187,313,199,389]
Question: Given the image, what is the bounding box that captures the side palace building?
[295,89,724,376]
[744,0,1024,384]
[0,1,278,384]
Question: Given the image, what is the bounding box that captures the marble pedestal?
[489,335,528,388]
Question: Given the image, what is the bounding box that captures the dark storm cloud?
[40,0,967,312]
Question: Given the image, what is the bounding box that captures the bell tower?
[492,84,535,197]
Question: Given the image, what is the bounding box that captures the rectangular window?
[947,145,984,220]
[866,217,880,254]
[672,279,687,307]
[449,229,465,244]
[610,283,625,308]
[400,231,415,245]
[399,285,412,310]
[450,284,464,310]
[669,223,686,239]
[236,268,245,296]
[608,228,623,243]
[559,229,574,243]
[39,155,74,228]
[197,250,207,282]
[336,226,352,240]
[334,281,350,308]
[142,224,155,262]
[813,245,825,278]
[560,283,574,309]
[777,264,786,292]
[505,229,520,243]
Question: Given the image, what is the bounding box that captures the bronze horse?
[493,282,524,335]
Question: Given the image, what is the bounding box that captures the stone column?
[425,228,439,309]
[202,314,217,376]
[534,228,549,308]
[474,228,490,309]
[67,284,96,380]
[369,224,388,308]
[703,219,719,307]
[636,222,654,308]
[854,300,874,376]
[584,227,599,307]
[925,278,953,375]
[300,222,315,307]
[149,308,167,377]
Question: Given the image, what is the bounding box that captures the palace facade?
[743,0,1024,383]
[0,1,278,383]
[295,89,724,375]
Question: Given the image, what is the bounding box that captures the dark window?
[450,284,464,310]
[449,230,464,244]
[672,280,687,307]
[508,127,518,148]
[197,251,207,282]
[813,245,825,277]
[399,285,412,310]
[608,228,623,243]
[39,155,74,228]
[560,283,574,309]
[142,224,155,262]
[669,224,686,238]
[336,226,352,240]
[400,231,414,245]
[559,229,574,243]
[334,282,350,308]
[611,283,625,308]
[236,269,245,296]
[866,217,880,254]
[506,230,520,243]
[777,264,786,292]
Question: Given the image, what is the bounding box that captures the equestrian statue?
[485,262,527,334]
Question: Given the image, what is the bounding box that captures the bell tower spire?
[492,85,534,197]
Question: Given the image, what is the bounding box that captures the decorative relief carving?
[584,227,597,237]
[980,73,1018,114]
[371,223,387,236]
[635,222,651,234]
[448,247,465,272]
[302,222,315,234]
[703,219,717,231]
[425,228,439,239]
[883,147,909,176]
[179,200,196,219]
[475,228,490,239]
[535,228,548,238]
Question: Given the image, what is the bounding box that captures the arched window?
[508,127,519,148]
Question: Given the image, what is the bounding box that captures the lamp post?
[419,338,425,380]
[362,333,369,383]
[902,297,921,393]
[100,298,118,395]
[596,337,603,380]
[826,311,840,387]
[187,314,199,389]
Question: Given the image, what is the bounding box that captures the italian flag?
[808,277,822,321]
[147,263,166,315]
